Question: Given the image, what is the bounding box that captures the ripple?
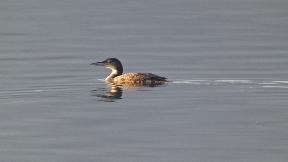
[172,79,288,89]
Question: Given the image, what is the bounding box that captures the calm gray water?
[1,1,288,162]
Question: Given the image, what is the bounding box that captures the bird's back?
[112,73,167,84]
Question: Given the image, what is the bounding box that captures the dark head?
[90,58,123,75]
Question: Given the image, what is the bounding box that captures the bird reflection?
[91,82,167,102]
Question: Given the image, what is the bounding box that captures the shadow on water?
[90,82,168,102]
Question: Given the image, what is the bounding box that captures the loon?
[90,58,167,84]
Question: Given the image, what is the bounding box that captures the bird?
[90,58,167,84]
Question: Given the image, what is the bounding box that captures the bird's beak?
[90,61,105,66]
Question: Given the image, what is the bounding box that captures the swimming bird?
[90,58,167,84]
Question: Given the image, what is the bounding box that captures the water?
[1,1,288,162]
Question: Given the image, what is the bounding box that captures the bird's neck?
[105,69,121,82]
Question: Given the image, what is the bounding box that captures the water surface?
[1,1,288,162]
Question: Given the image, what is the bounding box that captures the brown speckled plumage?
[112,72,167,84]
[90,58,167,85]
